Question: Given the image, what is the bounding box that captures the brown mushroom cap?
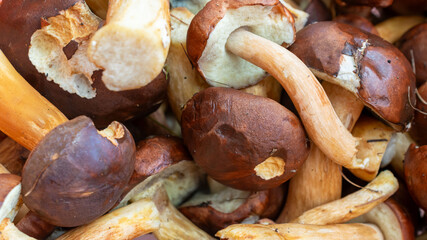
[187,0,295,89]
[288,21,416,131]
[0,0,168,127]
[334,14,379,35]
[410,82,427,145]
[124,136,191,195]
[22,116,136,227]
[335,0,392,7]
[304,0,332,25]
[404,144,427,211]
[179,183,285,235]
[390,0,427,15]
[181,87,309,190]
[0,174,21,223]
[16,211,55,240]
[398,23,427,87]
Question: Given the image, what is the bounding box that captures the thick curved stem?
[0,51,67,151]
[226,29,363,170]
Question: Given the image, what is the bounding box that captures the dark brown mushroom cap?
[181,87,309,191]
[22,116,136,227]
[304,0,332,25]
[410,83,427,145]
[335,0,392,7]
[16,211,55,240]
[390,0,427,15]
[289,21,416,131]
[404,144,427,211]
[0,174,21,207]
[179,190,270,235]
[335,14,379,35]
[398,23,427,87]
[186,0,295,89]
[124,136,191,194]
[0,0,167,128]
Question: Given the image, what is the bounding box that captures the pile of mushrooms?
[0,0,426,239]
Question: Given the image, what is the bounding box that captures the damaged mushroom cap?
[398,23,427,87]
[22,116,136,227]
[335,14,379,35]
[187,0,296,89]
[0,174,21,223]
[410,82,427,145]
[179,181,285,235]
[350,199,415,240]
[404,144,427,211]
[0,0,168,127]
[181,87,309,190]
[124,136,191,195]
[289,21,416,131]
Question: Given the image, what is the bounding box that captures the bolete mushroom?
[179,178,285,235]
[0,0,168,127]
[404,144,427,211]
[335,14,379,35]
[0,51,136,227]
[15,211,55,240]
[187,0,390,171]
[350,199,415,240]
[398,23,427,87]
[181,87,310,190]
[0,218,36,240]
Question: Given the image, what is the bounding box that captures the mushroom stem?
[277,82,364,223]
[0,51,67,151]
[0,218,35,240]
[226,28,362,170]
[85,0,109,19]
[216,223,384,240]
[292,170,398,224]
[375,16,425,43]
[57,199,160,240]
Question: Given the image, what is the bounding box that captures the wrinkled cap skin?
[0,0,168,128]
[181,87,310,191]
[187,0,295,89]
[124,136,191,194]
[398,23,427,87]
[334,14,379,35]
[22,116,136,227]
[404,144,427,211]
[289,21,416,131]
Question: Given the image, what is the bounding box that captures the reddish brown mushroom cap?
[404,144,427,211]
[181,87,309,190]
[22,116,136,227]
[187,0,295,89]
[398,23,427,87]
[289,21,416,131]
[0,0,168,127]
[334,14,379,35]
[16,211,55,240]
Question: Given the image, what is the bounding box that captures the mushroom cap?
[187,0,295,89]
[22,116,136,227]
[0,174,21,223]
[398,23,427,87]
[404,144,427,211]
[289,21,416,131]
[410,82,427,145]
[0,0,168,127]
[181,87,310,190]
[124,136,191,194]
[334,14,379,35]
[335,0,393,7]
[16,211,55,240]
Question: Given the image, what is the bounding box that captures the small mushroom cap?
[334,14,379,35]
[22,116,136,227]
[0,174,21,223]
[124,136,191,194]
[289,21,416,131]
[404,144,427,211]
[187,0,295,89]
[398,23,427,87]
[181,87,310,190]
